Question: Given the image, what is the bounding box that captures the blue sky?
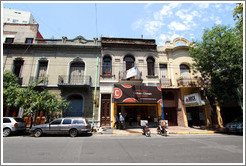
[2,2,237,45]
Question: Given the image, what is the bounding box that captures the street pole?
[92,56,99,130]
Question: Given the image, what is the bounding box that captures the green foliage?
[233,3,243,40]
[189,25,243,104]
[3,71,70,118]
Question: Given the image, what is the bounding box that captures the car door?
[60,119,72,134]
[47,119,62,134]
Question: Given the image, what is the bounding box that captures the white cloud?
[144,20,164,36]
[195,3,210,9]
[215,17,222,24]
[132,19,144,30]
[154,3,181,21]
[214,4,222,8]
[168,21,189,31]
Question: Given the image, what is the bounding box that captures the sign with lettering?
[184,93,202,107]
[113,84,162,104]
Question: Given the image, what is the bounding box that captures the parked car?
[225,116,243,133]
[29,117,91,137]
[3,117,27,137]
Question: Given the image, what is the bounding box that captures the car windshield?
[14,118,25,122]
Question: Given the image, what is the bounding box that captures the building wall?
[3,8,37,24]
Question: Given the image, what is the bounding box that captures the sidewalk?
[93,126,227,136]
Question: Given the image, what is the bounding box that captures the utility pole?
[92,56,99,130]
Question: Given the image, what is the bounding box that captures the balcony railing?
[160,78,172,87]
[119,71,142,80]
[58,75,91,86]
[29,77,48,86]
[177,78,201,87]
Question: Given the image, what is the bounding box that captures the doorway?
[100,94,111,127]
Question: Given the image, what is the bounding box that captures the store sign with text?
[113,84,162,104]
[184,93,202,107]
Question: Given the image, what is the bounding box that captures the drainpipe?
[91,56,99,130]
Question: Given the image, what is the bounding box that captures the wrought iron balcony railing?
[58,75,91,86]
[118,70,142,81]
[160,78,172,87]
[29,77,48,86]
[177,78,201,87]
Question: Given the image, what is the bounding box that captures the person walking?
[119,112,125,130]
[114,114,119,129]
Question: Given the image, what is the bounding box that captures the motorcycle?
[157,125,167,136]
[142,124,151,137]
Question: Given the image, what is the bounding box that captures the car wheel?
[3,128,11,137]
[34,129,42,137]
[69,129,78,137]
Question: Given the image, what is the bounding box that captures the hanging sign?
[184,93,202,107]
[113,84,162,104]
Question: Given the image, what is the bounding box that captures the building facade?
[3,8,37,24]
[3,35,101,126]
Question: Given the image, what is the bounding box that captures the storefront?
[184,93,206,127]
[112,84,162,128]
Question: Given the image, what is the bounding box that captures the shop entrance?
[186,107,205,127]
[117,104,158,128]
[163,107,177,126]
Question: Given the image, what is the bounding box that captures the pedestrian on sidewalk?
[119,113,125,130]
[114,114,119,129]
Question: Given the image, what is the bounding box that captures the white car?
[3,117,27,137]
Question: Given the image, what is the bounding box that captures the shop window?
[147,57,155,76]
[102,56,112,75]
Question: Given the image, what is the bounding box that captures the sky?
[2,1,238,46]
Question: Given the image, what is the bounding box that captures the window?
[102,56,112,75]
[14,118,25,122]
[50,119,62,125]
[22,21,28,24]
[5,38,14,44]
[180,64,190,79]
[124,55,135,70]
[13,59,24,77]
[160,64,168,78]
[37,61,48,79]
[62,119,72,124]
[147,57,155,76]
[3,118,11,123]
[72,119,85,124]
[13,19,18,23]
[69,61,85,83]
[25,38,33,44]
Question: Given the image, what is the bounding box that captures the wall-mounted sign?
[184,93,202,107]
[113,84,162,104]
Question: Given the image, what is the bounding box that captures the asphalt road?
[2,134,244,164]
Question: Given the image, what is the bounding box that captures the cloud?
[144,20,164,36]
[144,3,152,9]
[154,3,181,20]
[132,19,144,30]
[168,21,189,31]
[215,17,222,24]
[195,3,210,9]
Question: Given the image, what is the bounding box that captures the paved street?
[3,134,244,164]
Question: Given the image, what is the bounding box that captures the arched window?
[180,64,190,79]
[124,55,135,70]
[147,57,155,76]
[102,56,112,75]
[69,61,85,83]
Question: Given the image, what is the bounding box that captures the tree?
[3,71,70,126]
[233,3,243,40]
[189,25,243,105]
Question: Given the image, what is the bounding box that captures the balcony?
[58,75,91,87]
[118,71,142,85]
[177,78,201,87]
[160,78,172,88]
[29,77,48,86]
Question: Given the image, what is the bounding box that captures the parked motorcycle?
[142,124,151,137]
[157,125,167,136]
